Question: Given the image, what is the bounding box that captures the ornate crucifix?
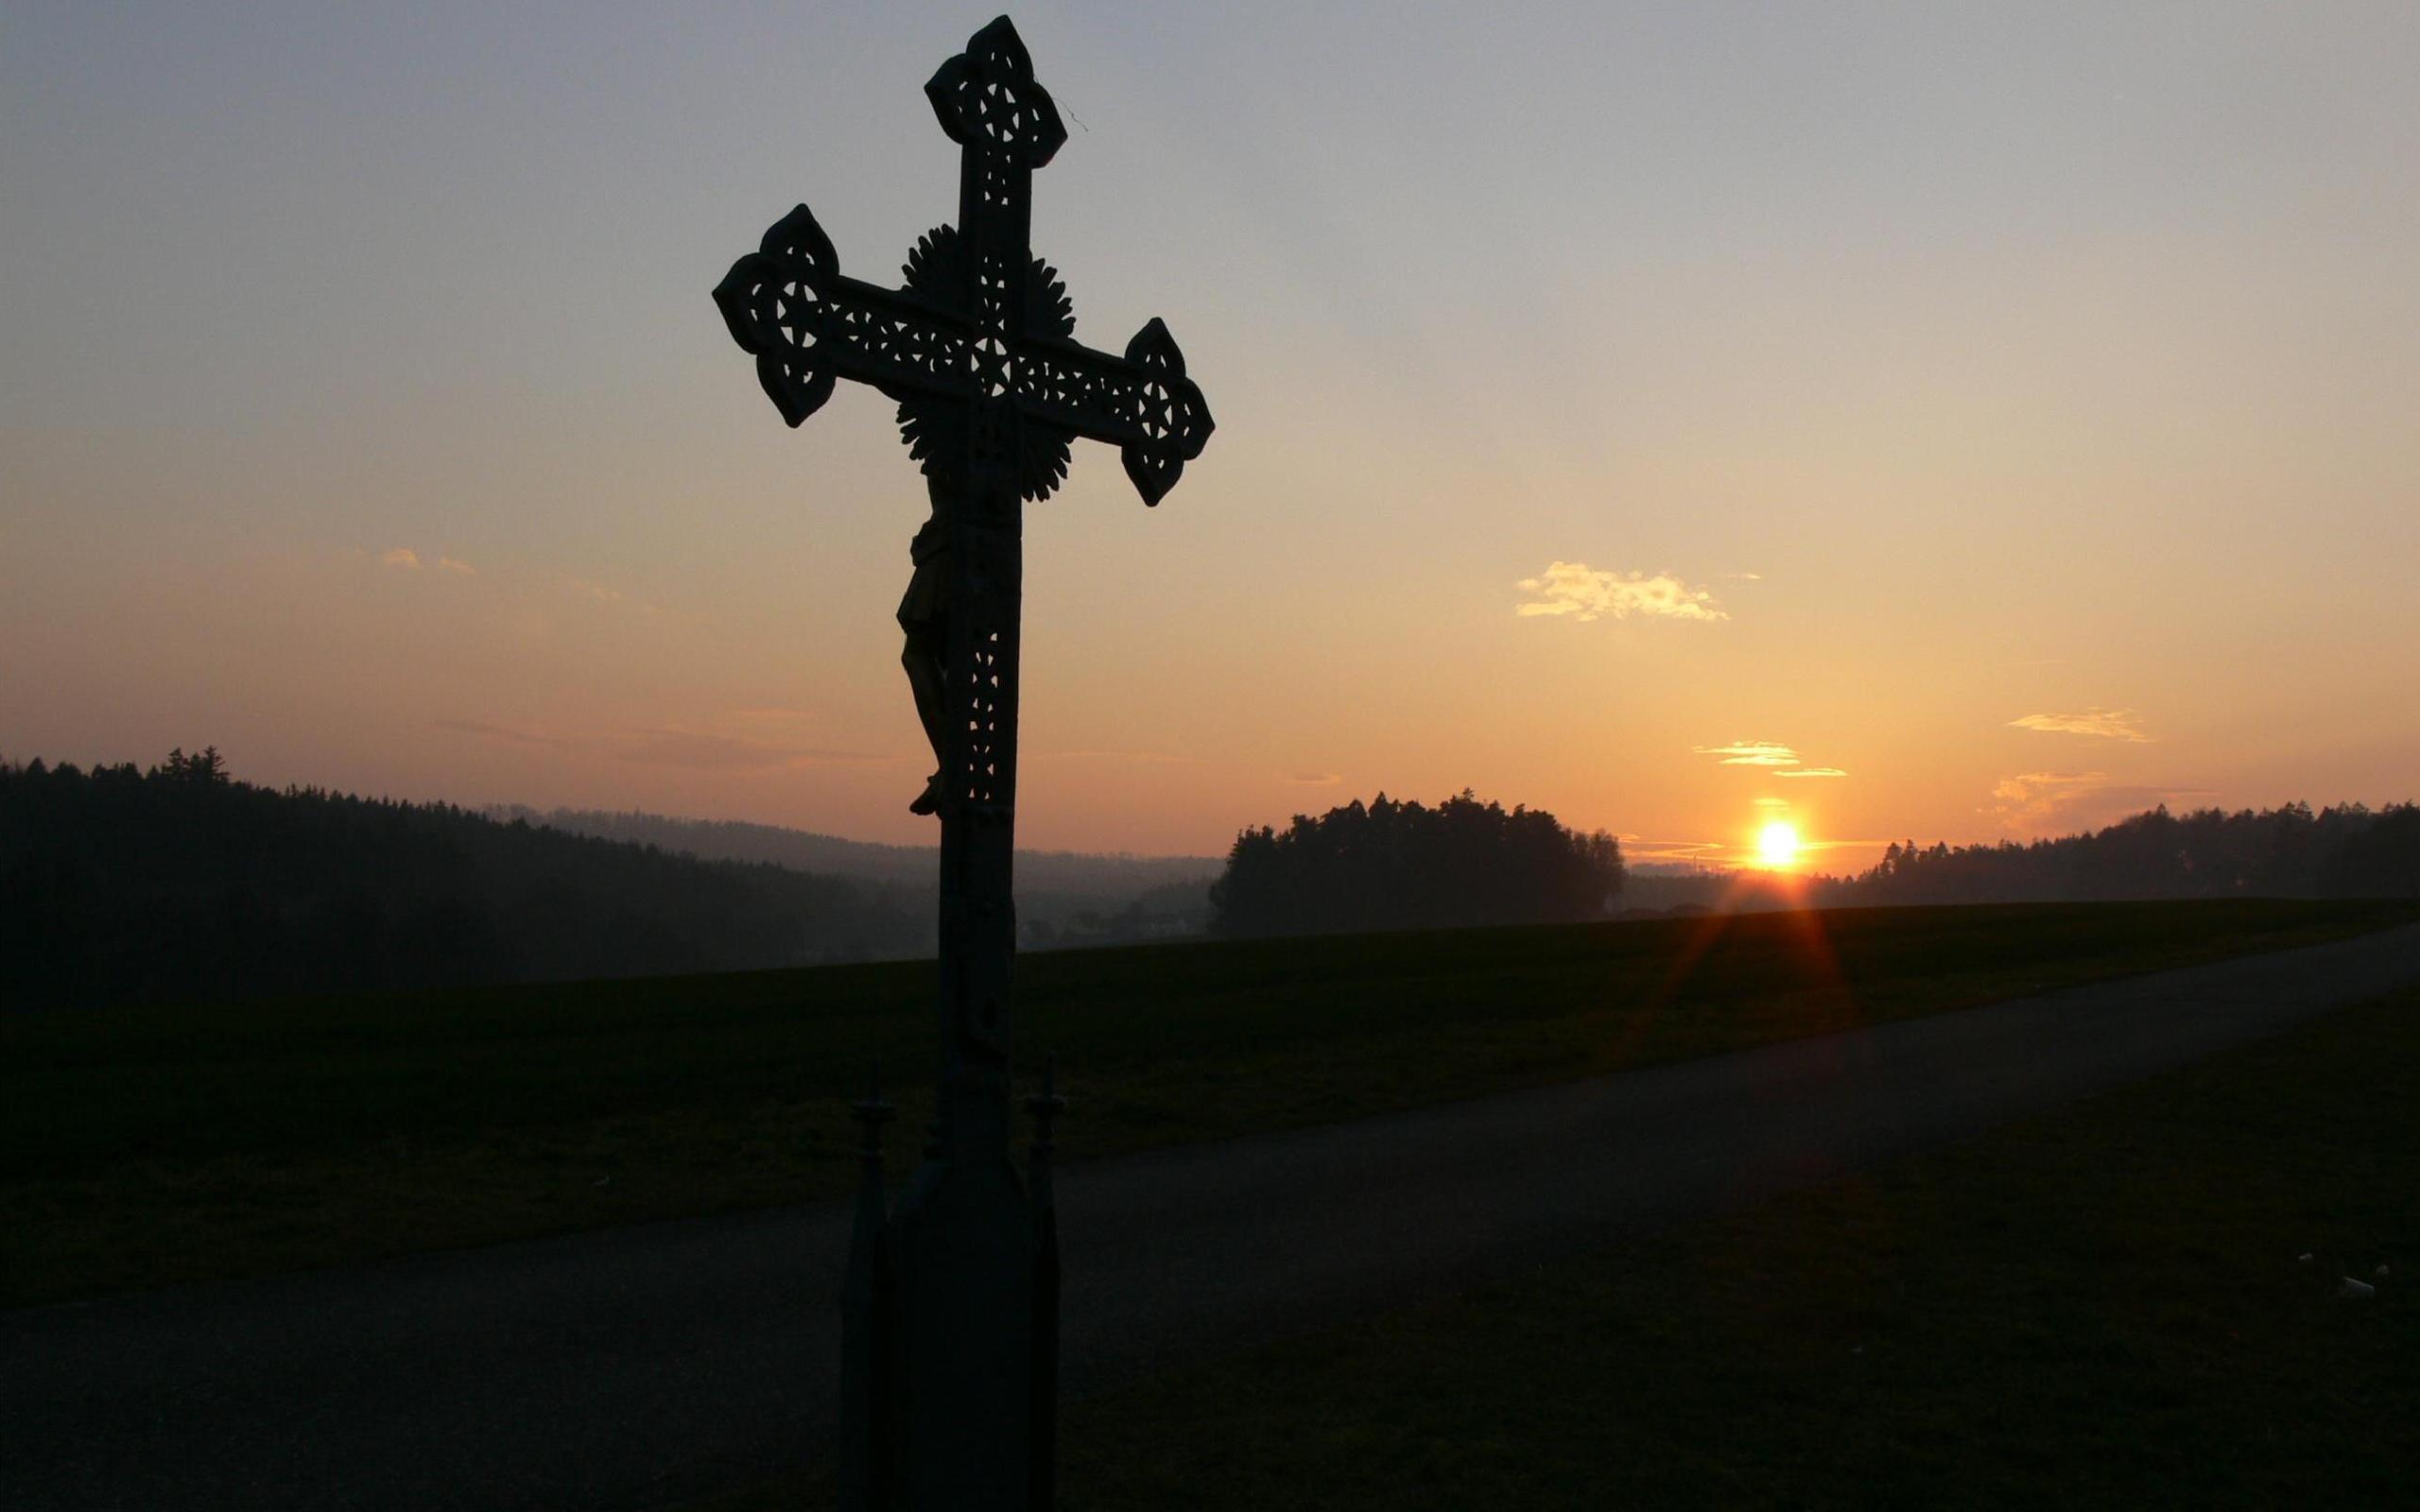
[713,16,1211,1509]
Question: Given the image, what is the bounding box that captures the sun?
[1756,820,1802,869]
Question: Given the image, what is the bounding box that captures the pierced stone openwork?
[924,18,1068,169]
[961,626,1008,806]
[713,26,1211,505]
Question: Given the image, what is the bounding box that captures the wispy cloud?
[438,718,893,772]
[1722,571,1764,581]
[1988,770,2214,827]
[558,576,667,618]
[1990,770,2104,814]
[1285,770,1344,785]
[1695,741,1801,767]
[1515,561,1727,623]
[2008,708,2152,743]
[380,547,475,575]
[614,729,890,772]
[1695,740,1850,780]
[1027,748,1205,765]
[1619,836,1730,864]
[434,717,566,748]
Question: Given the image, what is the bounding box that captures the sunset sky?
[7,2,2416,867]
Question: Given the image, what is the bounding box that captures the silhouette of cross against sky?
[5,2,2415,863]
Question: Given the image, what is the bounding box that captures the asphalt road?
[9,923,2417,1511]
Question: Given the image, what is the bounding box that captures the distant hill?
[3,750,934,1010]
[499,805,1219,893]
[498,806,1222,942]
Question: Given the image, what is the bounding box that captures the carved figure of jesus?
[898,479,950,815]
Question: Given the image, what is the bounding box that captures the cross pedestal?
[712,17,1212,1509]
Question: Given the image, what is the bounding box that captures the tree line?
[1814,801,2420,905]
[12,749,2404,1011]
[1209,791,1625,938]
[0,749,930,1010]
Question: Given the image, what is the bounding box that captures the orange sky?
[6,4,2416,868]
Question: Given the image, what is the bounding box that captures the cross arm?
[714,205,976,427]
[1014,319,1216,506]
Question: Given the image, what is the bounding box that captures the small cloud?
[1774,766,1848,779]
[1695,741,1801,767]
[381,547,421,569]
[1723,571,1764,581]
[2008,708,2152,743]
[1286,770,1344,785]
[567,578,624,604]
[1515,561,1727,623]
[436,556,476,576]
[1753,796,1792,810]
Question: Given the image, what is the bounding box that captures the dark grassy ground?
[5,900,2410,1307]
[701,984,2420,1512]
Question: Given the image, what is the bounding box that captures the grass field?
[702,983,2420,1511]
[4,899,2411,1307]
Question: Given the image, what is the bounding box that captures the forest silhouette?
[1819,800,2420,905]
[1210,791,1627,938]
[0,750,927,1010]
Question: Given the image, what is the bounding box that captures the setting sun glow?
[1756,821,1803,869]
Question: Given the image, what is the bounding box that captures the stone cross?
[712,16,1212,1509]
